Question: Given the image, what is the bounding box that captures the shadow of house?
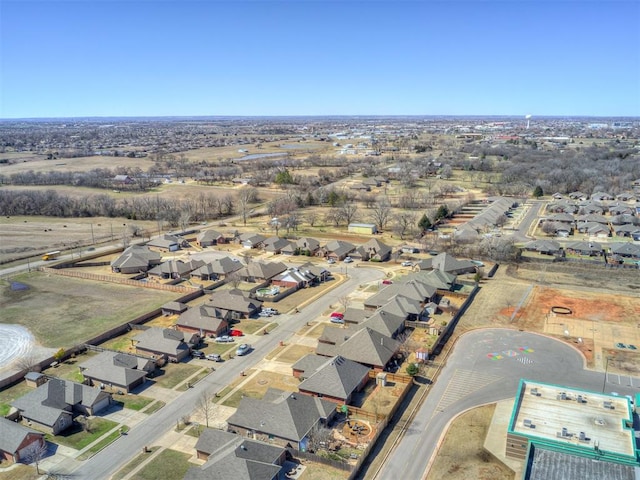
[226,388,337,452]
[185,428,286,480]
[79,351,154,393]
[0,417,46,464]
[111,245,162,274]
[12,378,112,435]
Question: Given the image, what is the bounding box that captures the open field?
[426,404,514,480]
[0,465,38,480]
[0,271,176,348]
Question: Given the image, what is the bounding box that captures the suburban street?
[373,329,639,480]
[49,265,384,479]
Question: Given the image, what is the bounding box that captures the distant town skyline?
[1,1,639,119]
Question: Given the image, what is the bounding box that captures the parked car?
[327,258,336,264]
[382,279,393,285]
[343,256,353,263]
[229,329,244,337]
[215,335,234,343]
[616,342,626,349]
[330,312,344,319]
[205,353,221,362]
[330,316,345,324]
[627,344,637,350]
[192,350,205,359]
[236,344,250,356]
[263,308,279,315]
[401,261,413,267]
[259,311,272,318]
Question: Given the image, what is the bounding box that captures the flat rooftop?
[511,380,635,459]
[524,444,638,480]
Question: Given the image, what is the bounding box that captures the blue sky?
[1,0,639,118]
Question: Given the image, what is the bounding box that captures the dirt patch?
[426,404,514,480]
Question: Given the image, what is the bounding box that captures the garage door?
[93,396,111,414]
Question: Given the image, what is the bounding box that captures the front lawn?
[130,449,193,480]
[113,394,154,411]
[152,363,200,389]
[47,417,118,450]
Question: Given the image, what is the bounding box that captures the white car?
[343,256,353,263]
[327,258,336,264]
[401,261,413,267]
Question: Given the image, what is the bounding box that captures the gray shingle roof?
[134,327,190,356]
[227,388,335,443]
[206,289,262,315]
[298,356,370,400]
[79,351,148,389]
[176,306,228,331]
[0,417,43,454]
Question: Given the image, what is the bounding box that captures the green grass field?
[47,417,119,450]
[130,449,194,480]
[0,272,177,348]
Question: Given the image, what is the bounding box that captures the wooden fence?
[39,267,199,293]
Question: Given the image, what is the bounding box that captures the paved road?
[374,328,639,480]
[510,200,544,243]
[53,265,383,480]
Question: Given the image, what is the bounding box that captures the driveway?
[372,328,639,480]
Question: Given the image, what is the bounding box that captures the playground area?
[502,286,640,370]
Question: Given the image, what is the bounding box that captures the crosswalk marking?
[433,369,502,415]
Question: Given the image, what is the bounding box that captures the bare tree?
[339,202,358,225]
[306,423,334,452]
[237,186,258,226]
[16,353,40,373]
[338,295,350,312]
[23,440,49,475]
[369,196,392,231]
[196,391,215,428]
[226,270,243,289]
[306,212,318,227]
[393,213,417,240]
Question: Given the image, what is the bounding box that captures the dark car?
[192,350,205,359]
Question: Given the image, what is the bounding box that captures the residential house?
[590,192,614,202]
[568,191,588,201]
[609,243,640,259]
[195,230,226,247]
[295,355,370,405]
[351,238,391,262]
[321,240,355,261]
[271,268,317,290]
[185,429,286,480]
[176,305,229,337]
[0,417,46,464]
[237,233,266,249]
[612,224,640,239]
[615,192,636,203]
[610,213,638,225]
[79,351,154,393]
[522,240,562,256]
[147,259,205,280]
[147,234,184,252]
[12,378,112,435]
[190,257,242,281]
[206,289,262,319]
[238,261,287,283]
[576,213,609,225]
[342,307,372,326]
[263,237,292,255]
[414,252,477,275]
[565,241,603,256]
[316,327,400,371]
[409,269,457,291]
[133,327,196,363]
[285,237,321,256]
[360,309,407,338]
[111,245,162,274]
[226,388,337,451]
